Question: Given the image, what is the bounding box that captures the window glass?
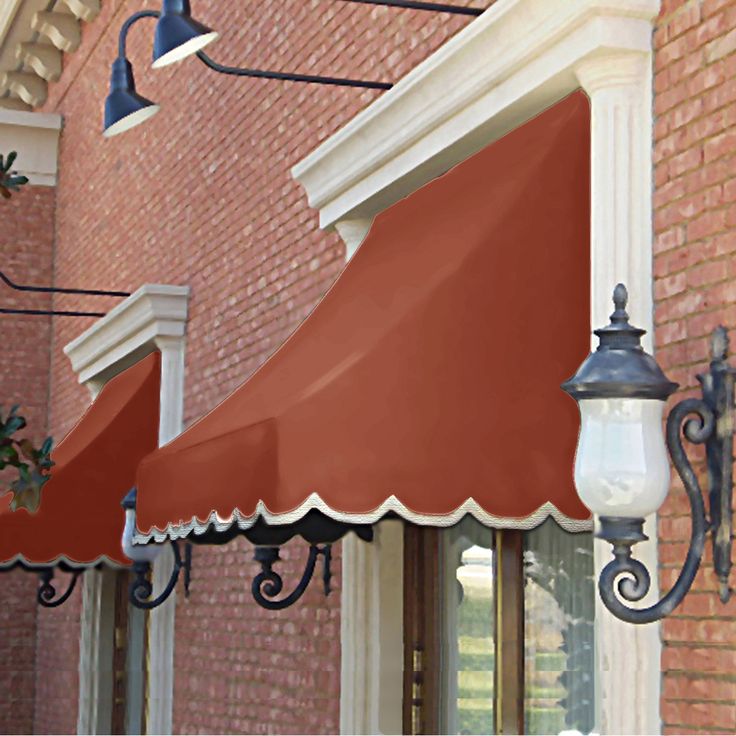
[524,518,595,735]
[440,517,495,735]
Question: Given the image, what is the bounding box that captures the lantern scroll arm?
[251,544,332,611]
[129,540,187,610]
[37,569,82,608]
[598,398,713,624]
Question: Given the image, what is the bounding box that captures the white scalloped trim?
[133,492,592,544]
[0,553,127,570]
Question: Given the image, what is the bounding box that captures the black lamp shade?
[152,0,218,69]
[103,58,160,138]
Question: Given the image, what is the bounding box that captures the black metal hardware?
[107,4,391,138]
[0,269,130,318]
[37,568,82,608]
[0,270,130,298]
[1,308,109,318]
[587,320,734,624]
[339,0,484,15]
[196,51,392,90]
[119,10,161,57]
[252,544,332,610]
[183,542,192,597]
[562,283,678,402]
[129,540,193,610]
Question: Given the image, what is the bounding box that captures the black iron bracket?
[597,327,734,623]
[251,544,332,610]
[129,541,193,610]
[37,568,82,608]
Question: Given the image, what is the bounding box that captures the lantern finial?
[612,283,628,319]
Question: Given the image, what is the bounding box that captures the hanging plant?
[0,152,29,199]
[0,405,54,513]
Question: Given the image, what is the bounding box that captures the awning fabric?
[0,352,160,567]
[136,91,592,543]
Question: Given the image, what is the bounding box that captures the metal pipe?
[196,51,392,90]
[0,308,107,318]
[0,269,130,298]
[338,0,484,15]
[118,9,160,58]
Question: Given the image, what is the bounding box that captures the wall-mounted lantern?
[562,284,733,623]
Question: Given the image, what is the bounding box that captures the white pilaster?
[144,335,187,736]
[575,52,661,736]
[66,285,189,736]
[340,521,404,735]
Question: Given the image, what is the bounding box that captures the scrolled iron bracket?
[37,568,82,608]
[129,540,193,610]
[252,544,332,610]
[598,327,735,623]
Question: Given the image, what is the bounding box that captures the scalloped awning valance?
[135,92,592,544]
[0,352,160,567]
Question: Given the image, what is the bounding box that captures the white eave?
[292,0,660,230]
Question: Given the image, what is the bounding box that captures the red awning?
[0,352,160,567]
[136,92,592,543]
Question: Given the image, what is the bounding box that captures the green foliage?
[0,151,29,199]
[0,405,54,513]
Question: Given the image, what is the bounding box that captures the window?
[403,518,594,735]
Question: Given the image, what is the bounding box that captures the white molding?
[334,218,373,261]
[306,2,662,733]
[31,10,80,53]
[293,0,659,230]
[67,284,189,736]
[340,521,404,735]
[0,108,62,185]
[64,284,189,387]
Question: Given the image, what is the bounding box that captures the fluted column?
[576,51,661,736]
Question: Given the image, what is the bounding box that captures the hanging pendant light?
[152,0,219,69]
[103,57,160,137]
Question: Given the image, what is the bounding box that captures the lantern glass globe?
[573,398,671,518]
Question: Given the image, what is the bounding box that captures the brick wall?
[0,184,55,734]
[653,1,736,733]
[34,1,485,733]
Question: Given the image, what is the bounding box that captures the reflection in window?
[441,518,495,735]
[524,518,595,735]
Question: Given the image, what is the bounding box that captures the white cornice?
[0,0,100,110]
[292,0,660,229]
[0,108,62,184]
[64,284,190,387]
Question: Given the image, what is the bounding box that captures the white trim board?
[294,1,662,734]
[67,284,189,736]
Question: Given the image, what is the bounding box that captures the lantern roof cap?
[562,284,679,401]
